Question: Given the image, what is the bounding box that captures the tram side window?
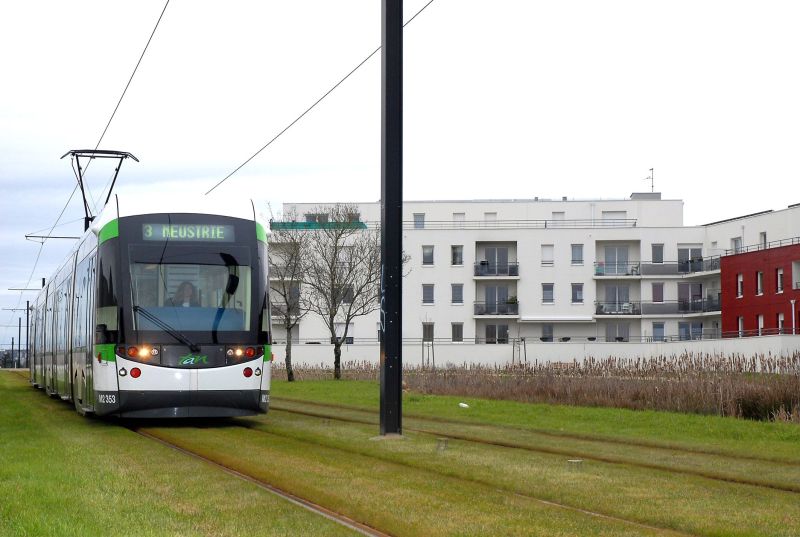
[97,242,120,340]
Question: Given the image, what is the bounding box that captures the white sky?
[1,0,800,347]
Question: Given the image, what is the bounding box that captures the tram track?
[128,425,393,537]
[273,396,800,468]
[270,399,800,495]
[131,420,696,537]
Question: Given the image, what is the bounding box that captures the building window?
[679,322,703,341]
[422,245,434,265]
[305,213,328,223]
[652,244,664,264]
[737,274,744,297]
[413,213,425,229]
[678,247,702,272]
[756,272,763,295]
[652,282,664,303]
[571,244,583,265]
[422,284,434,304]
[605,246,629,274]
[542,324,554,342]
[542,283,554,303]
[451,245,463,266]
[484,212,497,222]
[777,268,784,293]
[778,313,785,334]
[552,211,565,222]
[452,212,465,227]
[759,232,767,249]
[571,283,583,303]
[731,237,742,253]
[338,285,354,304]
[541,244,554,266]
[422,322,434,342]
[652,322,665,342]
[451,284,463,304]
[451,323,463,342]
[757,314,764,336]
[485,324,508,344]
[605,322,629,342]
[333,323,354,344]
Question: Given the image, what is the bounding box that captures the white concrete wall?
[272,334,800,368]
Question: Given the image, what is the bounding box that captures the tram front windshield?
[128,245,253,339]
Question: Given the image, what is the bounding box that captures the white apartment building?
[272,195,800,361]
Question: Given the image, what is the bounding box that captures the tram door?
[69,254,96,409]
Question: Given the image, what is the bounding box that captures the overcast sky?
[2,0,799,349]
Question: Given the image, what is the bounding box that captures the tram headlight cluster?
[226,346,260,361]
[118,345,161,364]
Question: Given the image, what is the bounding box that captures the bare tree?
[301,204,381,380]
[268,211,308,382]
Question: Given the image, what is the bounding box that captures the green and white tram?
[29,197,273,418]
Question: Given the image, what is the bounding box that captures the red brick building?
[721,241,800,336]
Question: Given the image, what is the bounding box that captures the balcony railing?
[474,262,520,277]
[271,303,300,317]
[593,262,641,276]
[474,301,519,315]
[595,301,641,315]
[639,298,721,315]
[638,257,721,275]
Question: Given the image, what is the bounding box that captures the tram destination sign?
[142,223,235,242]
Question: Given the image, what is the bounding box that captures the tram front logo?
[179,354,208,366]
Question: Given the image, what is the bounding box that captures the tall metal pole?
[25,301,29,368]
[17,317,21,368]
[11,337,14,369]
[380,0,403,435]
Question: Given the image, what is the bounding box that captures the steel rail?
[270,401,800,495]
[130,427,392,537]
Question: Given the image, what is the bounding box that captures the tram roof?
[91,195,265,236]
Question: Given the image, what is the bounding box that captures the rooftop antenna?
[643,168,654,193]
[60,149,139,231]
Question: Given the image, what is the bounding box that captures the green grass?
[0,371,355,537]
[6,371,800,536]
[271,379,800,462]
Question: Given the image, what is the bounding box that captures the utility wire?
[205,0,437,195]
[4,0,170,332]
[88,0,171,214]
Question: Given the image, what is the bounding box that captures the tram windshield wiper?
[132,305,201,353]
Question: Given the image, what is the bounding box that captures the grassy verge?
[0,371,355,537]
[271,378,800,462]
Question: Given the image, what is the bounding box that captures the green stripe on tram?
[99,220,119,244]
[256,222,268,243]
[264,345,272,362]
[95,344,117,363]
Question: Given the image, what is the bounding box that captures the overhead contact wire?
[205,0,437,195]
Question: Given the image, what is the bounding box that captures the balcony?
[474,262,520,277]
[595,301,641,315]
[474,301,519,315]
[593,262,641,276]
[639,298,721,315]
[271,302,300,317]
[639,257,721,276]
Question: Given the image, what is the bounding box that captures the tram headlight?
[138,346,150,359]
[235,348,244,357]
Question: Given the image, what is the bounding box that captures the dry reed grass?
[273,352,800,423]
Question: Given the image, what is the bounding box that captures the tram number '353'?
[99,394,117,404]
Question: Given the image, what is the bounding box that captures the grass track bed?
[271,399,800,493]
[139,420,683,537]
[0,371,356,537]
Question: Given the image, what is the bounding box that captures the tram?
[28,197,273,418]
